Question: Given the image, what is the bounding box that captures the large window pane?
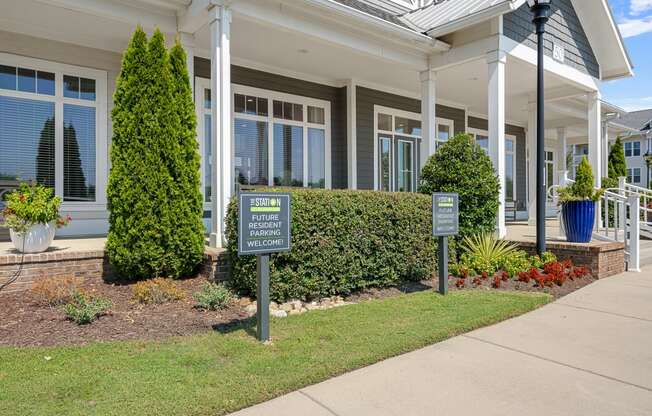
[235,118,268,186]
[307,128,325,188]
[63,104,96,201]
[397,140,413,192]
[204,115,211,202]
[273,124,303,186]
[0,96,55,187]
[506,153,514,201]
[379,135,392,191]
[476,134,489,150]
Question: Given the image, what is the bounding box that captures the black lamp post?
[528,0,552,255]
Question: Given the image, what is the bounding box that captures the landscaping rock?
[245,304,257,315]
[290,300,303,310]
[288,309,301,316]
[269,301,279,310]
[280,303,293,312]
[238,297,252,307]
[271,310,287,318]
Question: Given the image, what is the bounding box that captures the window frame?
[505,134,517,202]
[195,78,332,205]
[0,52,107,210]
[627,168,641,184]
[624,141,641,157]
[373,105,421,192]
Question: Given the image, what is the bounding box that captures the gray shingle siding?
[467,116,527,207]
[194,58,348,189]
[503,0,600,78]
[355,86,466,190]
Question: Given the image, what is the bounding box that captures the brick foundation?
[0,248,230,294]
[509,240,625,279]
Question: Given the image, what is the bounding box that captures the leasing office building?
[0,0,633,246]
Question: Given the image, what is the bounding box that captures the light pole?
[528,0,551,255]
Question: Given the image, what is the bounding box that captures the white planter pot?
[9,222,57,253]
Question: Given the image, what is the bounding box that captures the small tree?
[608,137,627,179]
[107,28,204,279]
[419,133,499,239]
[558,156,603,202]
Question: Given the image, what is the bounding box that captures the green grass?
[0,290,550,416]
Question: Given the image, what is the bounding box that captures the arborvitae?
[107,28,203,279]
[608,136,627,179]
[572,156,595,199]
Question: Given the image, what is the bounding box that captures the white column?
[556,127,567,174]
[419,70,436,171]
[588,91,602,188]
[179,32,195,96]
[487,50,506,237]
[527,105,537,225]
[602,120,609,175]
[346,79,357,189]
[209,5,232,248]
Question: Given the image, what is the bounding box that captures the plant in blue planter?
[557,157,604,243]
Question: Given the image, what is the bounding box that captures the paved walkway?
[231,268,652,416]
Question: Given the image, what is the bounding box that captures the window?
[436,119,454,150]
[0,54,106,205]
[505,137,515,202]
[469,129,489,150]
[375,107,420,192]
[627,168,641,184]
[198,82,331,196]
[624,141,641,157]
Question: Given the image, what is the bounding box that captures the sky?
[602,0,652,111]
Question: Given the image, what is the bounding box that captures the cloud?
[631,0,652,15]
[618,17,652,37]
[608,96,652,112]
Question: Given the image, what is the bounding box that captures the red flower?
[472,277,482,287]
[492,276,502,288]
[455,278,466,289]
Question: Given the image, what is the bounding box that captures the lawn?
[0,290,550,416]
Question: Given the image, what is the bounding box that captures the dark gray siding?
[503,0,599,78]
[355,86,466,190]
[467,117,527,207]
[194,58,348,189]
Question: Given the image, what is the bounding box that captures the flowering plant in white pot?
[1,184,71,253]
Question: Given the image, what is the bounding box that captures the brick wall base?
[0,248,230,294]
[509,240,625,279]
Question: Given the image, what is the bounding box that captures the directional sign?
[238,192,291,256]
[432,193,459,237]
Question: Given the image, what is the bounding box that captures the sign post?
[432,193,459,295]
[238,192,291,342]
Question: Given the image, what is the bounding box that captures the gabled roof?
[617,109,652,132]
[331,0,414,29]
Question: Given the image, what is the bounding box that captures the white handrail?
[549,173,640,272]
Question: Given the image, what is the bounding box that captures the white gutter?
[300,0,450,52]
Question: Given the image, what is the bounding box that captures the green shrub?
[608,137,627,179]
[1,184,69,233]
[226,188,443,301]
[106,28,204,279]
[63,292,112,325]
[458,233,520,276]
[193,282,232,310]
[558,157,603,203]
[132,278,186,304]
[419,133,499,239]
[529,251,557,269]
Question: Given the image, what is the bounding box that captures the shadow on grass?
[212,315,257,338]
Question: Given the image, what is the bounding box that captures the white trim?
[195,77,212,212]
[346,79,357,189]
[373,105,421,191]
[0,52,108,211]
[505,134,516,203]
[232,84,332,189]
[435,117,454,147]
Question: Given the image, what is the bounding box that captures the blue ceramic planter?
[561,200,595,243]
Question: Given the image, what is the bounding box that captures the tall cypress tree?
[107,27,203,279]
[608,136,627,179]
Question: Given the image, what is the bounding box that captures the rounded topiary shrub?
[226,189,444,302]
[419,133,499,239]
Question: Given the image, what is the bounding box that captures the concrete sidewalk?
[231,268,652,416]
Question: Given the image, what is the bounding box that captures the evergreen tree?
[608,136,627,179]
[107,27,203,279]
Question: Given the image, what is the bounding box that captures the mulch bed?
[0,272,597,348]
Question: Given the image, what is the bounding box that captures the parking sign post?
[432,193,459,295]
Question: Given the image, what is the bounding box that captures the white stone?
[269,301,279,310]
[271,310,287,318]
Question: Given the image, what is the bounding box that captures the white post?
[346,79,357,189]
[209,5,232,248]
[419,70,437,173]
[487,50,506,237]
[557,169,568,237]
[556,127,567,173]
[179,32,195,96]
[628,194,641,272]
[527,105,537,226]
[588,91,602,189]
[602,120,609,177]
[618,176,627,230]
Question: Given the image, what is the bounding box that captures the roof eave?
[423,1,518,38]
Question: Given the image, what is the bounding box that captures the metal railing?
[550,172,641,272]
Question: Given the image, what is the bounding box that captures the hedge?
[226,188,444,301]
